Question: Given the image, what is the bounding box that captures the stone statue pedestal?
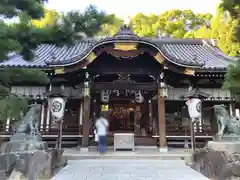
[207,140,240,153]
[191,140,240,179]
[0,104,67,179]
[1,134,47,154]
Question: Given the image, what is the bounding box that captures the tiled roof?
[161,42,231,69]
[0,42,92,68]
[0,26,236,70]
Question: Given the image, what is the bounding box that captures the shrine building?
[0,26,238,149]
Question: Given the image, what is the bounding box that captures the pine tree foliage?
[0,1,113,121]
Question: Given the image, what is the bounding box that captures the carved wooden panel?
[154,88,232,100]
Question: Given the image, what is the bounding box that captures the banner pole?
[190,120,196,152]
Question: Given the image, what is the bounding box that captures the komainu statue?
[214,104,240,137]
[1,104,46,153]
[15,104,41,136]
[191,105,240,180]
[0,104,67,180]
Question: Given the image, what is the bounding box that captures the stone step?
[63,152,192,162]
[63,148,193,162]
[64,153,192,161]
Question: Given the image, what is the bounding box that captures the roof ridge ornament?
[123,16,131,27]
[114,17,138,38]
[114,26,137,37]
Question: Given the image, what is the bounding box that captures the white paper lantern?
[50,97,66,120]
[101,90,110,103]
[135,90,144,103]
[186,98,202,120]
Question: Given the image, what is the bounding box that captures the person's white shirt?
[95,117,109,136]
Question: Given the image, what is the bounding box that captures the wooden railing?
[42,124,82,135]
[0,124,216,137]
[166,125,215,136]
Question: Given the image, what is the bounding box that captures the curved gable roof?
[0,26,235,71]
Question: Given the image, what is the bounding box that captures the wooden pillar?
[92,98,97,127]
[46,84,52,132]
[236,108,240,118]
[40,103,45,132]
[82,96,90,149]
[81,73,91,151]
[198,100,203,132]
[77,100,83,147]
[5,117,10,132]
[79,100,83,135]
[229,103,234,117]
[148,98,153,134]
[157,82,167,152]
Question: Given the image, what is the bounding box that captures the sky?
[46,0,221,18]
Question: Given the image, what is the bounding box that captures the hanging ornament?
[135,90,144,103]
[101,90,110,103]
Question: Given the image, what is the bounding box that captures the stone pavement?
[51,159,209,180]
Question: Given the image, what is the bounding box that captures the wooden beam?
[88,68,160,76]
[113,42,138,51]
[54,68,65,74]
[91,82,157,91]
[184,68,195,76]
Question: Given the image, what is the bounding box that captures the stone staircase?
[62,147,193,163]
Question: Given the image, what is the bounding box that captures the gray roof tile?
[161,43,231,69]
[0,42,92,68]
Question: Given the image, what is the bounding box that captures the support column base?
[159,147,168,152]
[80,147,89,152]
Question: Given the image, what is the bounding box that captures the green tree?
[223,60,240,97]
[130,13,159,37]
[220,0,240,41]
[220,0,240,98]
[130,10,212,38]
[98,14,123,36]
[0,0,49,120]
[0,2,113,120]
[220,0,240,18]
[31,9,59,28]
[186,8,240,56]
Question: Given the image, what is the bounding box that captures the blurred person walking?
[95,112,109,153]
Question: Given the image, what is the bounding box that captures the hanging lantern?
[135,90,144,103]
[83,82,90,97]
[160,82,168,98]
[101,90,110,103]
[50,97,66,120]
[43,89,69,122]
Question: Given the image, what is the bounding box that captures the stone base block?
[8,170,24,180]
[1,140,47,154]
[207,140,240,153]
[159,147,168,153]
[80,147,89,153]
[0,153,17,176]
